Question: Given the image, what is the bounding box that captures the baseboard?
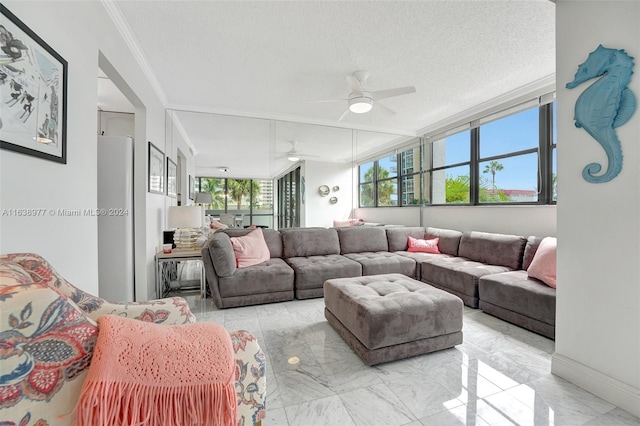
[551,353,640,418]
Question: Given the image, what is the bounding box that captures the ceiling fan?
[279,141,322,162]
[313,71,416,121]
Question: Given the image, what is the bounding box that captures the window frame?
[357,99,557,208]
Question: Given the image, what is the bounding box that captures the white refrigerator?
[97,136,135,301]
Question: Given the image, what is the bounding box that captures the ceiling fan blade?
[309,99,346,103]
[338,108,350,121]
[346,75,364,96]
[376,102,396,116]
[370,86,416,101]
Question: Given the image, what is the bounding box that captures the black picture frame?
[148,141,164,194]
[188,174,194,200]
[0,5,68,164]
[167,157,177,198]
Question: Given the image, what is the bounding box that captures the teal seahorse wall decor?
[566,45,636,183]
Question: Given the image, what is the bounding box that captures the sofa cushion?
[218,258,294,298]
[527,237,557,288]
[282,228,340,258]
[425,227,463,256]
[343,252,416,277]
[385,227,427,251]
[286,255,362,291]
[479,270,556,326]
[337,226,388,254]
[223,228,283,258]
[421,256,511,303]
[523,236,545,270]
[458,231,526,270]
[229,228,271,268]
[394,251,452,280]
[207,232,237,277]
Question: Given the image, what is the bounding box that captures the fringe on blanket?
[74,380,237,426]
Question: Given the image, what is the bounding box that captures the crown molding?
[100,0,168,107]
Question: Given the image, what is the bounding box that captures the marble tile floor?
[182,294,639,426]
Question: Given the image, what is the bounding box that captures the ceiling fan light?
[348,97,373,113]
[287,155,300,162]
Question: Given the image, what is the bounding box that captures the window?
[377,155,398,206]
[277,167,300,229]
[401,146,424,205]
[431,130,471,204]
[195,177,273,227]
[477,107,539,203]
[357,98,557,207]
[359,161,375,207]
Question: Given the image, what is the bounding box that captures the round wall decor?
[318,185,330,197]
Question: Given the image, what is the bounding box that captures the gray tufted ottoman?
[324,273,463,365]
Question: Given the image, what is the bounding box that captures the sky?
[440,105,557,192]
[359,103,558,196]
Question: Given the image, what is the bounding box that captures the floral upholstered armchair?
[0,253,266,426]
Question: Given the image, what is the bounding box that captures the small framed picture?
[167,157,177,198]
[0,5,68,164]
[189,175,194,200]
[148,142,164,194]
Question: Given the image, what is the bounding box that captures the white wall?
[303,160,354,228]
[425,205,556,236]
[554,1,640,416]
[0,2,194,300]
[356,205,556,236]
[356,207,422,227]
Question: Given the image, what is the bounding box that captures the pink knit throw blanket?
[75,315,237,426]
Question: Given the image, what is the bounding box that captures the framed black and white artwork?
[0,5,68,164]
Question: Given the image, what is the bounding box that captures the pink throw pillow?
[527,237,557,288]
[407,236,441,254]
[229,228,270,268]
[210,219,228,230]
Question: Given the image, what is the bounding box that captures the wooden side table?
[155,248,205,299]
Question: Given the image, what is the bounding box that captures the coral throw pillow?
[229,228,270,268]
[527,236,557,288]
[407,236,441,254]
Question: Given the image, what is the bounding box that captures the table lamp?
[194,192,213,207]
[168,206,203,249]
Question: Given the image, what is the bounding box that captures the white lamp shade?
[168,206,202,229]
[194,192,213,204]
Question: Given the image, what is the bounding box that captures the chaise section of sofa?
[421,230,527,308]
[478,236,556,339]
[337,226,417,278]
[282,228,362,299]
[389,227,459,280]
[202,228,295,308]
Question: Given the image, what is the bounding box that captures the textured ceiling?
[106,0,556,178]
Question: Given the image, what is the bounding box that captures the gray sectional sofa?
[201,225,556,339]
